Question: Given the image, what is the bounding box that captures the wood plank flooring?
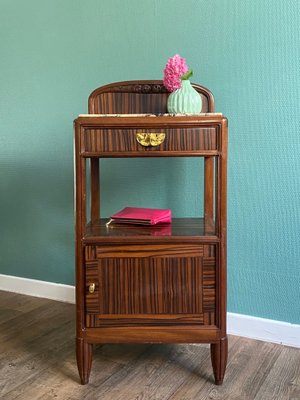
[0,290,299,400]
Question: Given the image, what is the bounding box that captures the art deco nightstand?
[74,81,228,385]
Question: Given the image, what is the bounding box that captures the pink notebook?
[107,207,172,226]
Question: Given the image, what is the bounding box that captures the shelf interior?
[83,217,216,241]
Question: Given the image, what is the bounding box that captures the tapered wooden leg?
[211,336,228,385]
[76,338,93,384]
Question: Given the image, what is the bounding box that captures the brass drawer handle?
[89,283,95,294]
[136,133,165,147]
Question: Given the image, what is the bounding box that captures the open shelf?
[83,217,217,244]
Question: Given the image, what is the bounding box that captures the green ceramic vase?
[167,79,202,114]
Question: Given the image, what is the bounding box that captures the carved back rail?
[88,80,215,114]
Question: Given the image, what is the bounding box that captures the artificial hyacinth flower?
[163,54,193,92]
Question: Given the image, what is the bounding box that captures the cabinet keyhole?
[89,283,95,294]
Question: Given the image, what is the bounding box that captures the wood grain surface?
[83,127,218,154]
[1,291,299,400]
[87,81,214,115]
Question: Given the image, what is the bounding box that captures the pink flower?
[163,54,189,92]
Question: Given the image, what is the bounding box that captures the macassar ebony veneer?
[74,81,228,385]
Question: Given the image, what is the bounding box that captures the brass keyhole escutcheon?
[89,283,95,294]
[136,132,166,147]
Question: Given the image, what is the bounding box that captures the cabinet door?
[85,244,216,327]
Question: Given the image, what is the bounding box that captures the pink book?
[106,207,172,226]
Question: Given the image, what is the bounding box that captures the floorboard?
[0,290,299,400]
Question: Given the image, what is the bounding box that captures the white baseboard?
[0,274,75,303]
[227,312,300,348]
[0,274,299,348]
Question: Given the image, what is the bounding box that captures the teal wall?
[1,0,299,324]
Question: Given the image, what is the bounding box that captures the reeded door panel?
[85,244,216,327]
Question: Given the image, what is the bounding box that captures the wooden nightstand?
[74,81,228,385]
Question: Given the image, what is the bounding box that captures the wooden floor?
[0,291,299,400]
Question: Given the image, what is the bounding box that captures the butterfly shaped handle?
[136,132,166,147]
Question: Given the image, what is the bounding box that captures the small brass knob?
[89,283,95,294]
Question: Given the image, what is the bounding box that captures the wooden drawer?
[84,244,216,327]
[83,127,218,154]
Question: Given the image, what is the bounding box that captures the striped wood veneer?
[85,244,216,327]
[83,127,218,154]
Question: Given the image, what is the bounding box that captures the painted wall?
[1,0,299,324]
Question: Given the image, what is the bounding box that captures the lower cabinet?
[84,244,217,328]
